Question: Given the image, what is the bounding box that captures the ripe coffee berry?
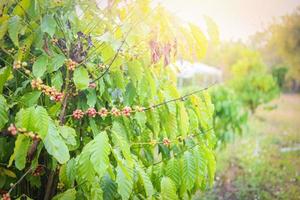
[73,109,85,119]
[122,106,132,117]
[2,193,11,200]
[8,124,17,136]
[98,108,108,117]
[87,108,97,117]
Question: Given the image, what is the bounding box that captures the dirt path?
[200,94,300,200]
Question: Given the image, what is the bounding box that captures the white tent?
[173,60,223,88]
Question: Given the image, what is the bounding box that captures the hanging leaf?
[50,54,66,72]
[73,66,89,90]
[52,188,76,200]
[52,71,63,91]
[0,66,11,94]
[160,177,177,200]
[20,91,41,107]
[182,151,197,190]
[101,174,118,200]
[8,134,31,170]
[41,15,56,37]
[58,126,77,146]
[0,15,9,40]
[177,103,189,138]
[89,132,111,178]
[127,60,143,86]
[165,158,181,187]
[116,165,133,200]
[43,122,70,164]
[32,55,48,78]
[136,164,154,197]
[8,16,22,47]
[0,95,9,130]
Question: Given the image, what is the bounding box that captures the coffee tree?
[0,0,215,199]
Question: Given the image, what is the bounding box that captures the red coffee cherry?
[87,108,97,117]
[2,193,11,200]
[122,106,132,117]
[72,109,85,119]
[163,138,171,146]
[8,124,17,136]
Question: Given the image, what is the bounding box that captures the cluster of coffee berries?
[72,109,85,119]
[87,108,97,117]
[2,193,11,200]
[31,79,64,102]
[72,106,145,120]
[65,59,77,71]
[32,165,44,176]
[51,38,58,45]
[13,60,28,70]
[8,124,17,136]
[13,60,21,69]
[163,138,171,146]
[24,131,41,140]
[7,124,40,140]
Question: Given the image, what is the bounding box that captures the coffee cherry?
[31,78,43,89]
[21,61,28,67]
[13,60,21,69]
[163,138,171,146]
[111,107,121,117]
[8,124,17,136]
[32,165,43,176]
[53,92,64,102]
[24,69,31,75]
[87,108,97,117]
[51,38,58,45]
[122,106,132,117]
[72,109,85,119]
[65,59,77,71]
[98,108,108,117]
[2,193,11,200]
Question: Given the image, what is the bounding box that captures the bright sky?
[160,0,300,41]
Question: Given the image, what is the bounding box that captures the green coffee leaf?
[58,126,77,146]
[41,15,56,37]
[44,122,70,164]
[0,95,9,130]
[20,91,41,107]
[33,55,48,78]
[73,67,89,90]
[161,177,177,200]
[0,66,11,94]
[8,16,22,47]
[52,188,76,200]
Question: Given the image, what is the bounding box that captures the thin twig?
[8,167,33,194]
[144,82,217,111]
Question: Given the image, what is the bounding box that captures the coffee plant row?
[0,0,215,199]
